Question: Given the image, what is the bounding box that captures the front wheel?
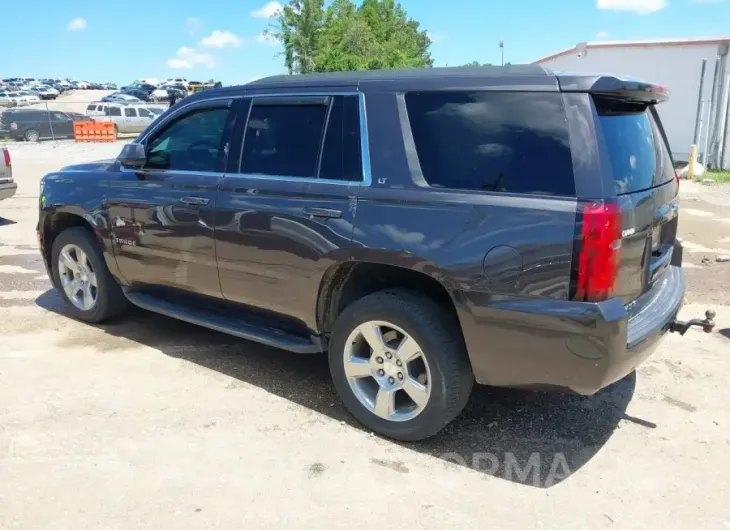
[51,227,129,323]
[328,289,473,441]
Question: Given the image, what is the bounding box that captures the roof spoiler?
[556,74,669,104]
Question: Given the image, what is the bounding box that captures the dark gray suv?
[37,66,714,441]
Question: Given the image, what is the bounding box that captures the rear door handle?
[180,197,209,206]
[302,207,342,219]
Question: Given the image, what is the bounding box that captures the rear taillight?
[575,201,622,302]
[10,122,17,131]
[2,148,9,167]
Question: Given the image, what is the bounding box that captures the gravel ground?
[0,143,729,529]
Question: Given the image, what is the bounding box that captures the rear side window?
[86,104,95,111]
[124,108,137,117]
[596,103,674,195]
[109,107,122,117]
[405,91,575,196]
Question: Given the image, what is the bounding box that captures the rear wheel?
[51,227,129,323]
[328,289,473,441]
[24,129,39,142]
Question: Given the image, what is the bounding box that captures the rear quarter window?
[405,91,575,196]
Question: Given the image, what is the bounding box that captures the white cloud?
[66,18,87,31]
[596,30,609,38]
[186,17,202,36]
[596,0,669,14]
[251,1,282,18]
[256,32,279,45]
[167,46,216,69]
[200,30,242,48]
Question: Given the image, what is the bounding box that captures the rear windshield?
[597,105,674,195]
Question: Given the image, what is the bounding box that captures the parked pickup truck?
[0,146,16,202]
[36,66,715,441]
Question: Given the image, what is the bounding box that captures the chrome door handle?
[302,207,342,218]
[180,197,209,206]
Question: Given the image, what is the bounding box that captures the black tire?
[24,129,39,142]
[328,289,473,441]
[51,227,129,323]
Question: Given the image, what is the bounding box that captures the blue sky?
[3,0,730,86]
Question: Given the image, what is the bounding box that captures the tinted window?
[86,104,95,111]
[319,96,362,181]
[109,107,122,117]
[138,108,153,118]
[597,106,673,195]
[405,91,575,196]
[124,108,137,117]
[145,107,230,172]
[241,102,327,178]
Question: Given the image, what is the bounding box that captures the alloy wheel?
[57,243,98,311]
[343,321,432,422]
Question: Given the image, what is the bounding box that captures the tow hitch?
[670,310,716,335]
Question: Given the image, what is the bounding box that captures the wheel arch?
[315,255,466,339]
[40,208,121,287]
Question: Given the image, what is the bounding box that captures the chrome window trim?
[121,91,373,187]
[229,91,372,187]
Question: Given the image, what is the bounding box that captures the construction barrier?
[73,121,117,143]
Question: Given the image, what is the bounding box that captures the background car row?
[0,78,118,108]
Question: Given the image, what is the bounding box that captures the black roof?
[244,65,550,89]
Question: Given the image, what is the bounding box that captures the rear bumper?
[0,181,17,200]
[459,266,685,395]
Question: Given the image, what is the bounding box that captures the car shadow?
[0,216,17,226]
[719,328,730,340]
[36,289,640,488]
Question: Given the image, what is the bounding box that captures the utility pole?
[500,38,504,66]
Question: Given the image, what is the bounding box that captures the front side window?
[109,107,122,117]
[405,91,575,196]
[124,108,137,117]
[240,102,328,178]
[145,107,230,172]
[138,108,153,118]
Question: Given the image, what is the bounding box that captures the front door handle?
[302,207,342,219]
[180,196,209,206]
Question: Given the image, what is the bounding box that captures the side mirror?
[118,142,146,169]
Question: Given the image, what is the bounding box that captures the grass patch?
[706,171,730,183]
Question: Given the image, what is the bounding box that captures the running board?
[123,290,323,354]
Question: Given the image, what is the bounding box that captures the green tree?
[269,0,326,74]
[269,0,432,74]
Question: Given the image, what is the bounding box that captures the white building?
[535,37,730,168]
